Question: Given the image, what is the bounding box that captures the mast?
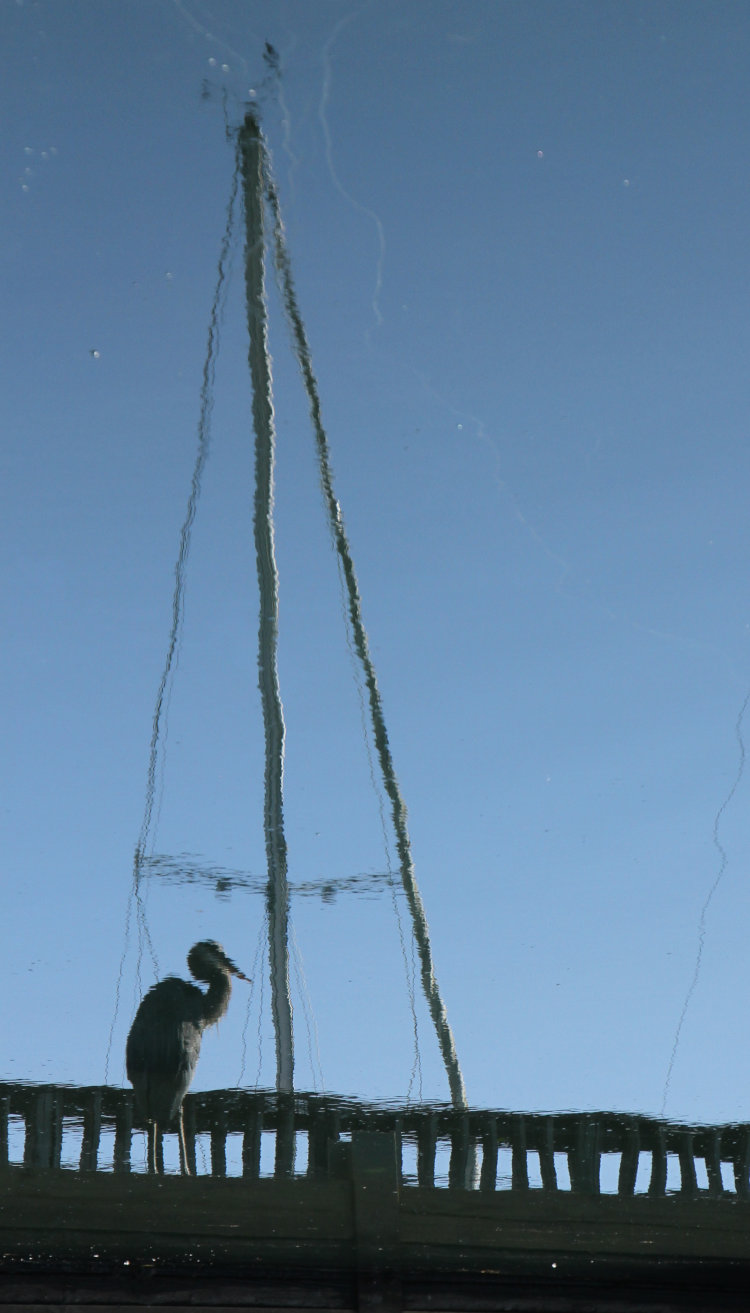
[261,135,471,1117]
[239,110,294,1094]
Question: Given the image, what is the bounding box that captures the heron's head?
[187,940,251,983]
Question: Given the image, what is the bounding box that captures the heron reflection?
[126,940,251,1173]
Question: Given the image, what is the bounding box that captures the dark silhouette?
[126,940,250,1173]
[263,41,280,74]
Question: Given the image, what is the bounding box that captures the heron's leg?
[147,1122,156,1175]
[156,1124,165,1175]
[178,1106,191,1176]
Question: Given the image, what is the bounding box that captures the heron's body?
[125,941,249,1172]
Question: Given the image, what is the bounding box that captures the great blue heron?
[126,940,251,1174]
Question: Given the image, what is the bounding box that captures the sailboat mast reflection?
[239,111,294,1095]
[237,107,468,1111]
[124,105,469,1114]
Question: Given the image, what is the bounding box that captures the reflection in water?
[143,852,405,901]
[105,159,241,1080]
[7,1077,749,1200]
[108,100,469,1119]
[240,112,293,1095]
[662,684,750,1114]
[7,1077,750,1292]
[318,9,386,330]
[136,160,241,899]
[125,940,250,1174]
[261,112,468,1113]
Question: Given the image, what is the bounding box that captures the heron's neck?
[200,972,232,1027]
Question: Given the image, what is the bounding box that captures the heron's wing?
[126,978,204,1123]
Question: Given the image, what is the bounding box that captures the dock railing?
[2,1082,749,1198]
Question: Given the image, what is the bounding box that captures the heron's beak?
[226,956,251,982]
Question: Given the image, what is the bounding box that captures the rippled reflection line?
[104,879,134,1083]
[240,114,294,1095]
[172,0,255,77]
[291,922,325,1093]
[333,547,423,1097]
[261,128,468,1112]
[272,47,301,198]
[662,683,750,1114]
[237,917,267,1088]
[105,160,240,1081]
[132,159,239,975]
[134,159,240,880]
[319,2,384,330]
[140,851,402,899]
[255,914,268,1090]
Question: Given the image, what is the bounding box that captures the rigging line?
[290,921,325,1093]
[172,0,254,77]
[104,884,134,1081]
[264,40,301,198]
[255,911,269,1090]
[133,156,240,881]
[135,887,158,987]
[261,133,468,1112]
[407,922,422,1103]
[149,650,179,862]
[133,154,238,996]
[239,112,294,1095]
[149,219,241,856]
[237,916,268,1087]
[319,1,384,330]
[661,684,750,1115]
[105,155,239,1073]
[333,547,424,1099]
